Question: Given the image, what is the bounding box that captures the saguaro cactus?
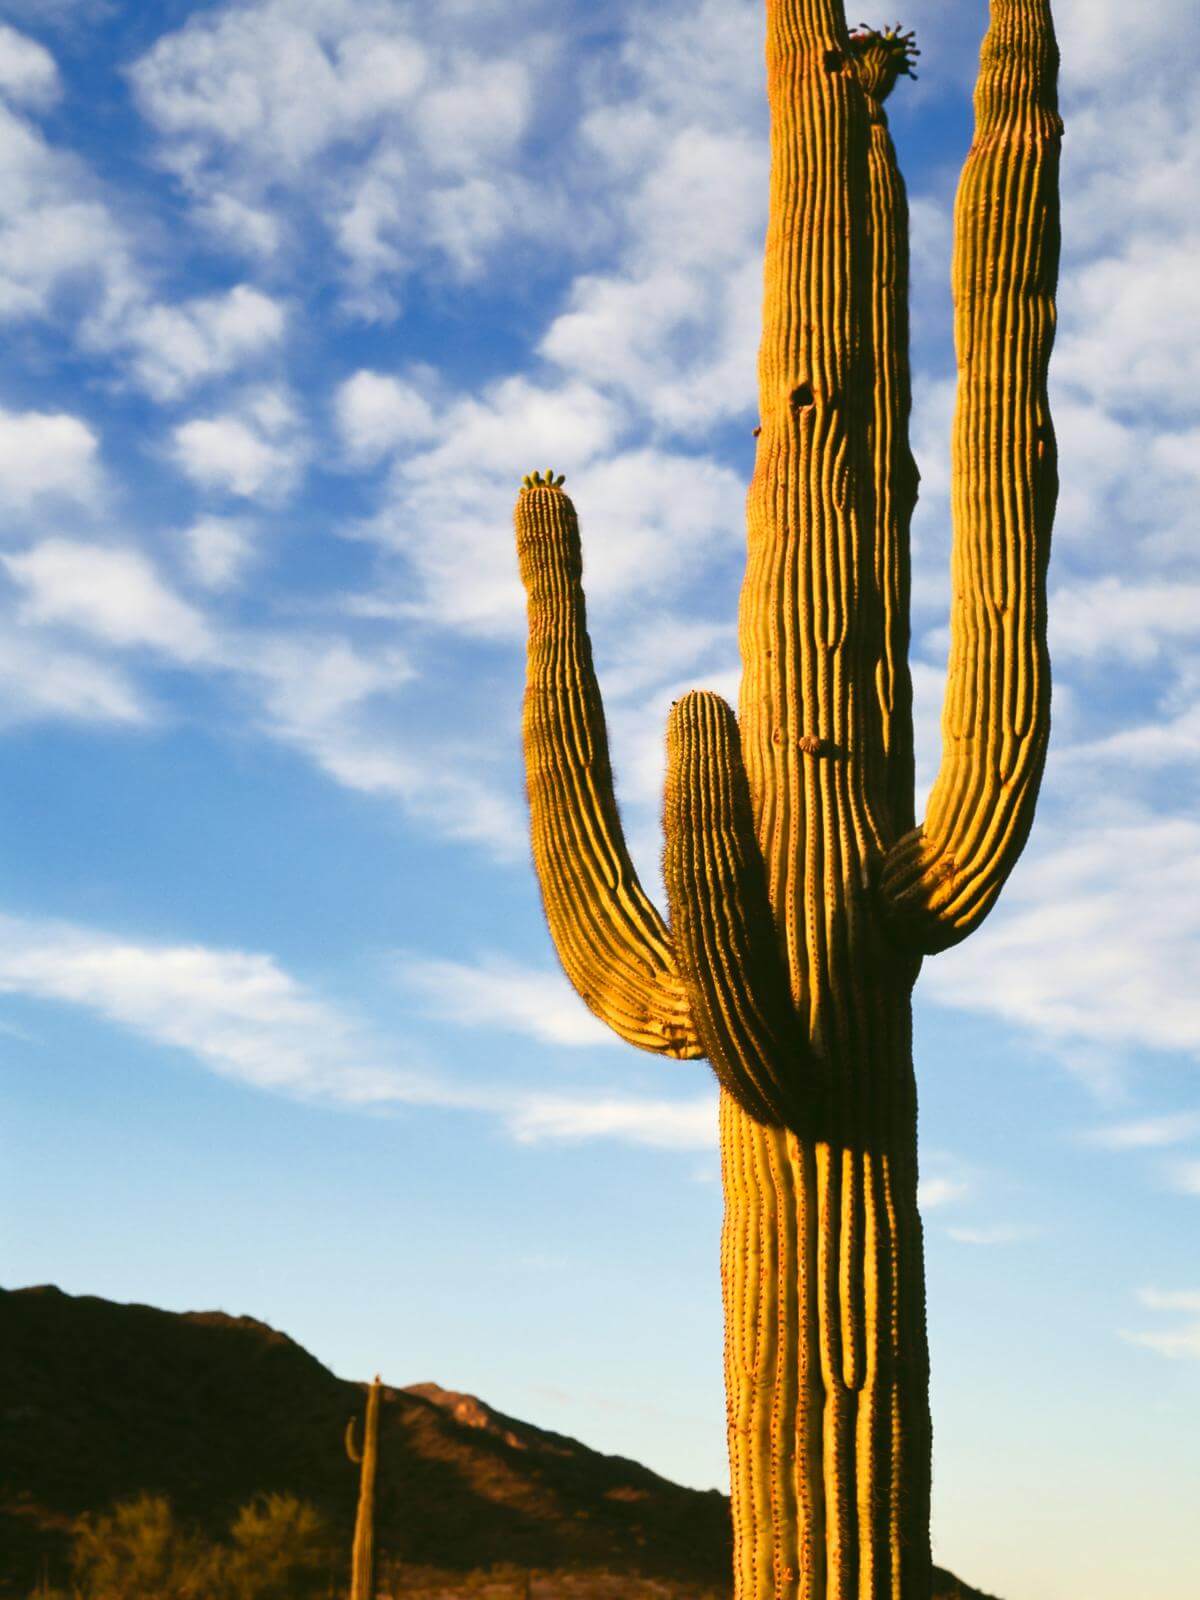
[512,2,1060,1597]
[345,1375,381,1600]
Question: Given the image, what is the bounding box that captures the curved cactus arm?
[850,26,920,840]
[663,692,812,1130]
[879,0,1061,953]
[514,475,702,1059]
[345,1415,362,1464]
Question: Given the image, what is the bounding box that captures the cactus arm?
[663,691,811,1129]
[880,0,1061,953]
[850,28,920,840]
[514,475,702,1059]
[344,1416,362,1464]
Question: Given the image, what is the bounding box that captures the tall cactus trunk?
[346,1376,381,1600]
[721,1064,929,1599]
[722,9,932,1594]
[511,3,1061,1597]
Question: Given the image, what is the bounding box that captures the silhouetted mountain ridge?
[0,1284,998,1599]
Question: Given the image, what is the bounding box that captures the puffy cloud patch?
[0,407,101,513]
[172,386,306,502]
[335,370,436,463]
[0,23,61,110]
[129,0,550,314]
[123,284,286,401]
[180,516,257,591]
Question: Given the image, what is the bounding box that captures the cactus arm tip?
[663,690,810,1129]
[513,477,701,1060]
[848,23,920,99]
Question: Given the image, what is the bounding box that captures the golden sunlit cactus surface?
[512,3,1061,1596]
[345,1375,381,1600]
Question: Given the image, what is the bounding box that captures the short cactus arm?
[880,0,1061,952]
[515,476,701,1059]
[663,692,810,1129]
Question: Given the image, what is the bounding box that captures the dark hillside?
[0,1284,997,1599]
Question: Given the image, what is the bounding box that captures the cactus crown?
[849,23,919,100]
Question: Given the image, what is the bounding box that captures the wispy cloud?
[946,1225,1037,1247]
[1120,1284,1200,1361]
[1168,1161,1200,1198]
[398,952,614,1049]
[0,624,150,729]
[0,906,717,1154]
[3,539,215,662]
[1080,1113,1200,1151]
[0,910,411,1104]
[505,1092,716,1151]
[917,1176,970,1212]
[924,815,1200,1066]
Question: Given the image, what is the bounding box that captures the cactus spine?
[345,1375,381,1600]
[512,3,1061,1597]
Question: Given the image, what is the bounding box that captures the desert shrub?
[70,1493,222,1599]
[225,1493,334,1600]
[61,1490,332,1600]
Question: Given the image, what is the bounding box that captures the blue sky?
[0,1,1197,1596]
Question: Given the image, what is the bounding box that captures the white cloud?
[1054,236,1200,423]
[946,1225,1035,1247]
[924,815,1200,1062]
[1137,1288,1200,1314]
[0,625,150,728]
[1050,578,1200,664]
[0,407,101,513]
[173,387,305,502]
[0,906,723,1153]
[1081,1114,1200,1151]
[1169,1161,1200,1198]
[336,370,436,463]
[368,371,745,637]
[1122,1326,1200,1360]
[0,99,139,330]
[243,632,524,855]
[0,24,61,111]
[181,516,256,591]
[3,539,213,662]
[0,909,414,1104]
[506,1092,717,1151]
[1120,1281,1200,1362]
[124,284,286,400]
[399,953,613,1048]
[129,0,548,315]
[918,1176,970,1211]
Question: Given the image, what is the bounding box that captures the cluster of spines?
[848,23,919,99]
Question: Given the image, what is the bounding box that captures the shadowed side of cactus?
[511,4,1061,1597]
[345,1375,381,1600]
